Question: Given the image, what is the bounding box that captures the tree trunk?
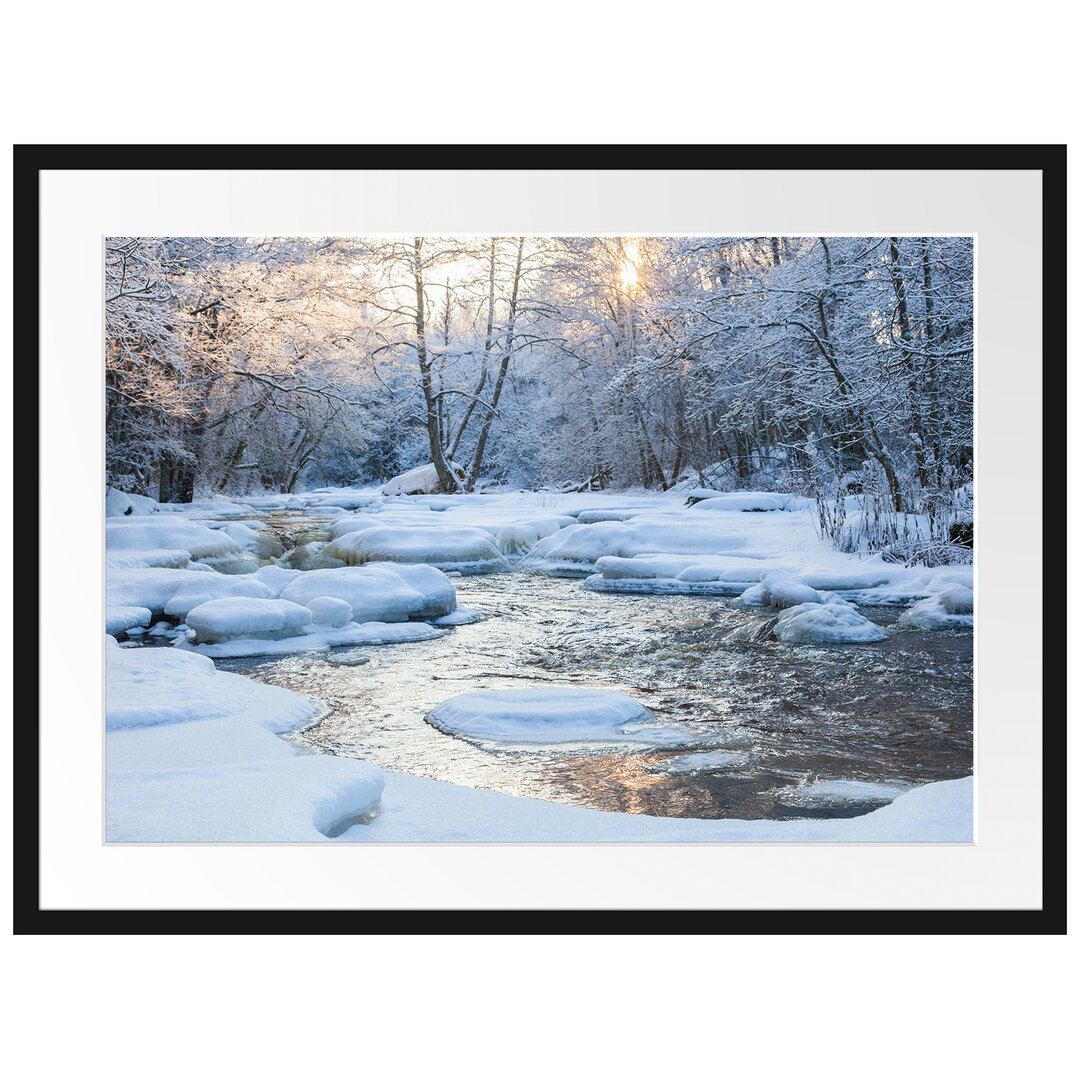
[466,238,525,491]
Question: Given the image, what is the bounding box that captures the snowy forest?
[103,234,976,844]
[106,235,973,554]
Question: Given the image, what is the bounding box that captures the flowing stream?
[219,569,973,821]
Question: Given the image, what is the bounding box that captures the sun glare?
[619,239,640,292]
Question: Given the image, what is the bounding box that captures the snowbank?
[106,518,248,567]
[106,644,384,841]
[344,772,973,843]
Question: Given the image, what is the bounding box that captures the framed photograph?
[16,144,1063,932]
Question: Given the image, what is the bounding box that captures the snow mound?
[305,596,353,627]
[162,575,277,619]
[106,548,191,570]
[186,597,313,643]
[107,567,274,620]
[108,647,246,730]
[319,525,509,573]
[108,755,385,843]
[106,605,153,637]
[107,518,246,567]
[755,570,825,609]
[686,492,792,512]
[278,563,457,623]
[106,489,158,517]
[427,687,705,750]
[575,508,643,524]
[773,600,886,644]
[382,462,464,496]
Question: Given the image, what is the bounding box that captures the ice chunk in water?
[427,687,706,750]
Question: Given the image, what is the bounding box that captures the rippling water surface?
[220,570,973,821]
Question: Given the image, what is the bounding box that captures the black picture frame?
[14,144,1066,935]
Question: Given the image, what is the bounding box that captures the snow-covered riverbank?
[105,487,974,842]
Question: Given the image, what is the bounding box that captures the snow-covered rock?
[186,597,314,644]
[106,488,158,517]
[107,567,274,620]
[319,524,509,573]
[382,462,464,496]
[755,570,826,609]
[772,600,886,644]
[106,605,153,637]
[898,584,975,630]
[278,563,457,623]
[305,596,353,627]
[162,576,277,619]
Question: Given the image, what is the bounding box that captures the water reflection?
[220,572,973,820]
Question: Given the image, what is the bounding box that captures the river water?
[219,569,973,821]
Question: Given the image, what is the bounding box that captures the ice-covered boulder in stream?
[186,597,314,644]
[743,570,825,610]
[772,599,887,644]
[279,563,457,623]
[898,584,974,630]
[318,525,509,574]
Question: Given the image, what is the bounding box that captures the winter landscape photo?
[104,235,975,843]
